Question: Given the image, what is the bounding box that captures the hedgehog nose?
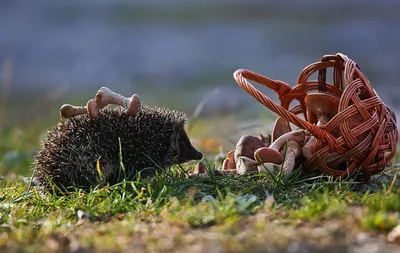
[193,150,203,160]
[178,143,203,163]
[184,147,203,161]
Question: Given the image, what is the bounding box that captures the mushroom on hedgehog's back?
[33,106,202,192]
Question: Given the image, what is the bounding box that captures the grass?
[2,158,400,252]
[1,97,400,252]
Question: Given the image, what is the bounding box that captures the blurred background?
[1,0,400,175]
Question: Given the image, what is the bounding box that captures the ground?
[1,96,400,253]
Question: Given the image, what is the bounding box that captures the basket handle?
[233,69,338,147]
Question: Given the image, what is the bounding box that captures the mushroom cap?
[305,93,340,125]
[254,147,284,165]
[195,161,207,174]
[226,150,235,160]
[87,99,99,119]
[126,94,142,115]
[60,104,77,118]
[222,150,236,171]
[95,87,112,108]
[272,117,291,142]
[258,133,271,146]
[234,135,266,161]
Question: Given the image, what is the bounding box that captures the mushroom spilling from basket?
[193,53,398,182]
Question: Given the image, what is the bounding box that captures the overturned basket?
[234,53,398,181]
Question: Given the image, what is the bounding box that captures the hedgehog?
[32,87,203,192]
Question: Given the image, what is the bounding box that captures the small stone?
[77,210,90,220]
[201,195,216,202]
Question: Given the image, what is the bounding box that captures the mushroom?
[60,87,142,119]
[254,129,306,162]
[196,161,207,174]
[60,104,87,118]
[272,117,291,142]
[222,150,236,171]
[234,135,267,161]
[302,93,340,158]
[258,133,271,146]
[281,140,301,174]
[188,161,209,178]
[234,135,270,174]
[91,87,141,118]
[60,100,109,119]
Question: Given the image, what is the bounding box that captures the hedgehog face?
[173,124,203,164]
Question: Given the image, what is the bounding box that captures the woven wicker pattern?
[233,53,398,181]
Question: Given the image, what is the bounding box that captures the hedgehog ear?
[173,123,203,163]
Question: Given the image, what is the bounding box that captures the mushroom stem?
[302,116,327,159]
[269,129,306,151]
[301,136,316,159]
[282,141,301,174]
[60,104,88,118]
[258,162,278,173]
[60,99,109,119]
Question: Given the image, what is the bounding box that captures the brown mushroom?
[195,161,207,174]
[272,117,291,142]
[302,93,340,158]
[188,161,209,178]
[233,135,269,174]
[222,150,236,171]
[258,133,271,146]
[234,135,267,161]
[305,93,340,125]
[254,129,306,165]
[253,146,283,165]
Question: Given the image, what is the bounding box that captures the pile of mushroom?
[221,122,307,175]
[192,92,345,176]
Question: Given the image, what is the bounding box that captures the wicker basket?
[234,53,398,181]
